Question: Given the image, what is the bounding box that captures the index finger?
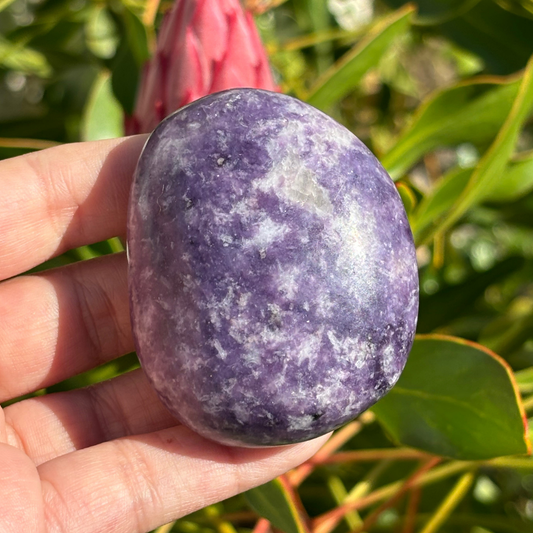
[0,135,147,281]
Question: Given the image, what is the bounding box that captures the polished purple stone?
[127,88,418,447]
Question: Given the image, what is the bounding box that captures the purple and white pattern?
[127,89,418,447]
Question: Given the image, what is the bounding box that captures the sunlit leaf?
[86,6,119,59]
[412,166,472,242]
[47,352,140,392]
[485,150,533,202]
[413,151,533,244]
[396,181,417,215]
[305,4,414,110]
[0,0,17,12]
[81,71,124,141]
[428,54,533,239]
[382,76,521,180]
[373,335,531,459]
[0,37,52,77]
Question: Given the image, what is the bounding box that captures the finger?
[0,135,147,281]
[39,426,330,533]
[0,252,133,402]
[5,369,177,466]
[0,442,44,532]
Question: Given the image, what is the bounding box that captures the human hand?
[0,137,329,533]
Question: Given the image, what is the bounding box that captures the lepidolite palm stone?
[127,89,418,447]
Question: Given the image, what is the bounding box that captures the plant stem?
[488,457,533,469]
[418,471,476,533]
[401,487,421,533]
[350,458,441,533]
[252,518,271,533]
[320,448,431,464]
[319,460,392,533]
[288,412,375,486]
[327,476,363,530]
[312,460,475,533]
[278,474,312,533]
[0,137,60,150]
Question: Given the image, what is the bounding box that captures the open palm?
[0,136,328,533]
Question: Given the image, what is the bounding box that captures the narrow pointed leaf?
[413,151,533,243]
[428,54,533,238]
[412,166,472,242]
[305,4,414,110]
[373,335,531,460]
[245,478,308,533]
[120,5,151,66]
[0,37,53,77]
[396,182,417,215]
[382,77,521,180]
[485,150,533,202]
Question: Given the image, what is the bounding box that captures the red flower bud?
[126,0,277,134]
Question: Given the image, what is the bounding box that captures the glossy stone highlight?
[127,88,418,447]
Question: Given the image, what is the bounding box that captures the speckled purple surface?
[127,89,418,447]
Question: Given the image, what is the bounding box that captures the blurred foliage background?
[3,0,533,532]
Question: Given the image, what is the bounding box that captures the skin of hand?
[0,136,330,533]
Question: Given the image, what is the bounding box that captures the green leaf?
[373,335,531,460]
[81,71,124,142]
[119,4,150,67]
[412,166,472,242]
[438,0,533,75]
[0,0,17,12]
[109,4,150,114]
[305,4,414,110]
[85,6,119,59]
[413,151,533,243]
[245,478,308,533]
[0,37,53,77]
[416,256,525,333]
[485,150,533,203]
[429,54,533,239]
[47,352,139,392]
[382,76,521,180]
[110,37,140,115]
[396,181,417,215]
